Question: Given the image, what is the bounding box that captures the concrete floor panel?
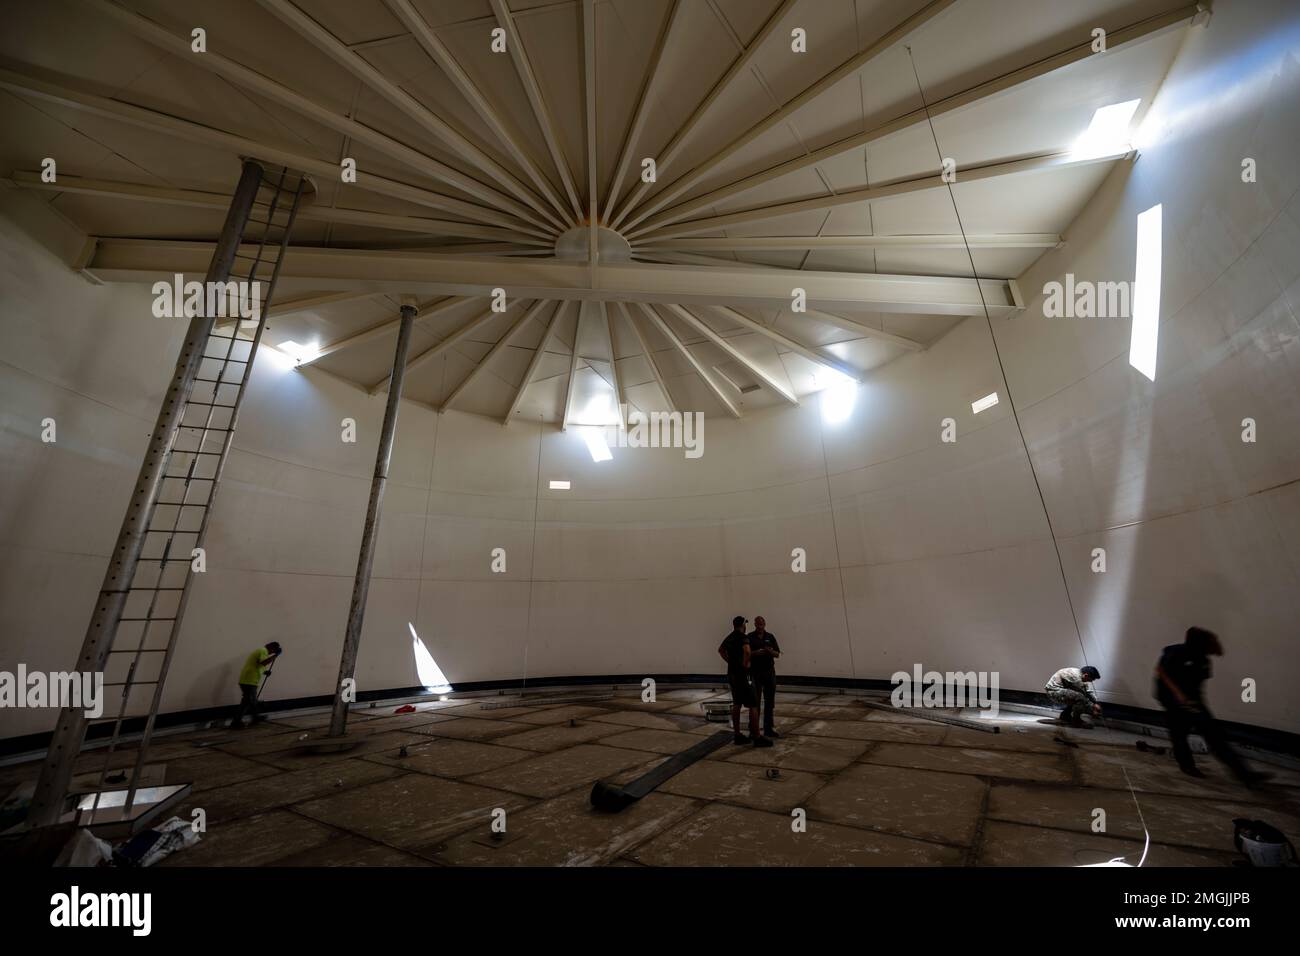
[270,834,434,867]
[941,725,1066,753]
[486,720,626,752]
[172,757,406,825]
[463,744,657,798]
[630,804,964,866]
[598,728,715,755]
[794,718,946,745]
[295,772,533,849]
[988,781,1300,852]
[976,820,1237,867]
[807,763,987,846]
[726,734,869,772]
[366,738,535,776]
[863,742,1072,782]
[658,759,827,812]
[255,731,430,770]
[432,789,700,866]
[158,809,337,866]
[408,717,535,740]
[589,710,698,731]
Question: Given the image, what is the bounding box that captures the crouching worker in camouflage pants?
[1045,665,1101,727]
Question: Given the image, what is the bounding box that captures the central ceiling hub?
[554,225,632,263]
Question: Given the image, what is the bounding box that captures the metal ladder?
[29,160,308,828]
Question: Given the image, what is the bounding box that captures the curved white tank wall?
[2,0,1297,740]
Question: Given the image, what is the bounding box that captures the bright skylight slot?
[1130,204,1162,381]
[549,480,571,490]
[817,370,858,425]
[1072,99,1141,159]
[971,392,999,414]
[276,339,319,364]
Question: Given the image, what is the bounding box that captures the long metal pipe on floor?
[328,302,417,738]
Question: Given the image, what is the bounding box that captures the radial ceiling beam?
[601,0,682,222]
[375,302,514,392]
[639,3,1200,231]
[803,309,925,352]
[635,234,1062,251]
[301,296,467,366]
[268,291,374,317]
[378,0,573,227]
[636,303,740,418]
[490,0,584,222]
[504,301,567,425]
[616,301,675,413]
[582,0,599,294]
[601,301,624,409]
[83,0,551,233]
[8,171,554,245]
[85,240,1020,315]
[701,305,864,384]
[0,67,543,234]
[253,0,567,232]
[441,299,549,412]
[609,0,798,230]
[631,250,770,270]
[664,304,798,406]
[631,149,1131,240]
[561,303,587,430]
[621,0,957,231]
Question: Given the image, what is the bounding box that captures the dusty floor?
[4,688,1298,867]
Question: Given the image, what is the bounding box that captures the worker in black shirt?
[718,616,772,747]
[748,616,782,737]
[1154,627,1267,784]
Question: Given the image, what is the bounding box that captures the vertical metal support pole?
[328,303,417,737]
[29,161,264,827]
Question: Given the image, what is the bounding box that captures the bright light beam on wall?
[1130,204,1162,381]
[581,426,613,462]
[409,623,451,693]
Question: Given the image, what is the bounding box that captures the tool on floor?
[255,657,276,703]
[765,768,783,780]
[1136,740,1168,756]
[702,700,732,722]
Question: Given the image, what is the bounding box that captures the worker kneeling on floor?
[1045,664,1101,727]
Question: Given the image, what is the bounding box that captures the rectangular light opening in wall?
[971,392,999,414]
[1073,99,1140,159]
[276,339,319,363]
[549,480,571,490]
[1130,203,1162,381]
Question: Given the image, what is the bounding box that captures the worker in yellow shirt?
[230,641,282,729]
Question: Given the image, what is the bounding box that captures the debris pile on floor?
[50,816,201,868]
